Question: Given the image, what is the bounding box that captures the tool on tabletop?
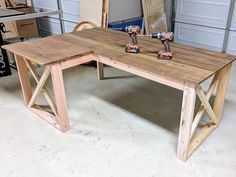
[125,25,141,54]
[139,32,174,60]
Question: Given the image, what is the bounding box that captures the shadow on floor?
[93,76,203,134]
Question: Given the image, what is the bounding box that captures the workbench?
[3,28,235,161]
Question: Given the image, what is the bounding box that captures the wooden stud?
[98,0,109,83]
[51,63,70,132]
[24,59,58,116]
[188,122,218,158]
[98,55,184,90]
[191,73,219,139]
[14,54,32,105]
[196,85,217,124]
[102,0,110,28]
[30,105,61,130]
[177,82,196,161]
[213,64,232,122]
[28,65,51,107]
[97,61,104,80]
[61,54,94,70]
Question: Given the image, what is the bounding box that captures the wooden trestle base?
[14,52,232,161]
[177,65,232,161]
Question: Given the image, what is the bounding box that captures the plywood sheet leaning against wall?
[142,0,167,34]
[80,0,105,27]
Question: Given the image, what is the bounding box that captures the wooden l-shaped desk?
[3,28,235,161]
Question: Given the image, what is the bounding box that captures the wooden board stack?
[79,0,109,28]
[142,0,167,34]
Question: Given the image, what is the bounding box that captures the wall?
[227,2,236,55]
[32,0,143,35]
[174,0,231,52]
[109,0,142,22]
[32,0,80,35]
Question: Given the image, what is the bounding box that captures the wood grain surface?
[3,27,235,84]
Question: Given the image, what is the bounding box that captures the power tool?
[140,32,174,60]
[125,26,141,54]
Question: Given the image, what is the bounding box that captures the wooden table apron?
[3,28,235,161]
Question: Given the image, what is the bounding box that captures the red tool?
[125,26,141,54]
[140,32,174,60]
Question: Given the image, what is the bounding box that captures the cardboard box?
[2,7,39,39]
[15,18,39,38]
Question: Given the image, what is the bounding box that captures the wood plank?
[64,32,213,84]
[80,0,103,26]
[3,28,236,84]
[97,61,104,80]
[102,0,109,28]
[98,55,184,90]
[28,65,51,107]
[51,63,70,132]
[213,64,232,121]
[3,36,94,65]
[196,86,217,124]
[177,82,196,161]
[94,28,235,60]
[25,59,58,116]
[188,123,218,159]
[14,54,32,105]
[142,0,166,34]
[0,0,6,8]
[76,28,229,71]
[91,28,235,70]
[29,105,61,131]
[191,73,219,139]
[61,54,95,70]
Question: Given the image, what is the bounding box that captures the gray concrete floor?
[0,63,236,177]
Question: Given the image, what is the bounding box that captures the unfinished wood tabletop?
[3,27,235,85]
[3,27,235,161]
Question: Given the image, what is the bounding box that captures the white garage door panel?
[33,0,58,11]
[38,18,62,36]
[174,23,225,52]
[64,21,77,32]
[61,0,80,22]
[176,0,230,29]
[227,31,236,55]
[231,3,236,30]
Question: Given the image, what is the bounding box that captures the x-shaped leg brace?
[15,55,70,132]
[177,64,232,161]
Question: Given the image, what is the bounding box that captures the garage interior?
[0,0,235,177]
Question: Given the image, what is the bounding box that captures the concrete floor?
[0,63,236,177]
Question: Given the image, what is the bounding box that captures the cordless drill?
[141,32,174,60]
[125,26,141,54]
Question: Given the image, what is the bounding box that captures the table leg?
[177,64,232,161]
[97,61,104,80]
[213,64,232,122]
[177,82,196,161]
[14,56,70,132]
[51,63,70,132]
[15,54,32,104]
